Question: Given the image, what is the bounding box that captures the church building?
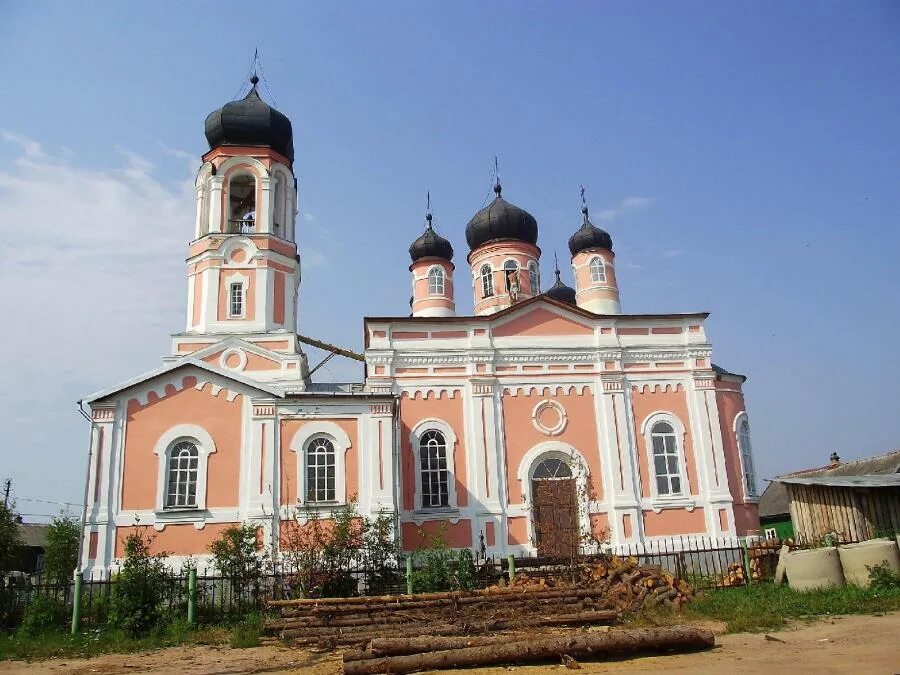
[80,78,760,573]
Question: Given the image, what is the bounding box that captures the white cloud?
[595,196,655,221]
[302,212,315,222]
[661,249,683,258]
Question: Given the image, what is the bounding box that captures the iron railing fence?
[2,537,797,630]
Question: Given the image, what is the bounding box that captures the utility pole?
[3,479,10,508]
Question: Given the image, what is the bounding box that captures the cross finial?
[580,184,589,218]
[554,251,562,282]
[425,191,432,226]
[493,156,502,196]
[250,48,260,87]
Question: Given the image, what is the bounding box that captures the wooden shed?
[775,450,900,544]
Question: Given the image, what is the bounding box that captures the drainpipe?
[392,395,403,555]
[73,400,95,633]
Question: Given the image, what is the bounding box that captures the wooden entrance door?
[532,477,579,557]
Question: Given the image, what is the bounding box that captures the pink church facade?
[80,79,759,574]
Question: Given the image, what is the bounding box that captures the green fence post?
[406,557,414,596]
[740,540,752,585]
[187,568,197,626]
[70,572,83,635]
[507,554,515,581]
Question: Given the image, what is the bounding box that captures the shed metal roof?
[776,474,900,489]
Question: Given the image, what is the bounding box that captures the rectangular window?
[765,528,777,540]
[229,283,243,318]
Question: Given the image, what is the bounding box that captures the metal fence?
[3,537,783,630]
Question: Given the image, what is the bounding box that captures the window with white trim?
[229,283,244,318]
[427,266,445,295]
[738,419,757,497]
[165,440,199,509]
[480,264,494,298]
[528,261,540,294]
[419,430,449,508]
[589,256,606,283]
[651,422,682,496]
[306,436,336,502]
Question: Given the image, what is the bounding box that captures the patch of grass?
[0,620,229,662]
[684,581,900,633]
[229,616,263,649]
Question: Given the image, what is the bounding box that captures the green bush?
[867,562,900,591]
[42,515,80,586]
[410,528,478,593]
[108,529,173,636]
[19,595,69,635]
[229,616,263,648]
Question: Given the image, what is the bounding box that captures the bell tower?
[181,76,301,339]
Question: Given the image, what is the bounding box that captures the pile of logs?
[505,555,695,611]
[341,626,715,674]
[264,557,695,651]
[265,586,619,648]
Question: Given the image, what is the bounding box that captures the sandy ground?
[2,613,898,674]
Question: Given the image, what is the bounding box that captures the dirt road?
[3,612,898,674]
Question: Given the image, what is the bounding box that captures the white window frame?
[480,264,494,298]
[228,282,244,318]
[640,412,694,510]
[528,261,540,294]
[764,527,778,540]
[305,435,337,503]
[734,412,758,500]
[409,419,458,513]
[153,425,217,513]
[223,272,249,320]
[427,265,445,296]
[289,421,352,506]
[589,256,606,283]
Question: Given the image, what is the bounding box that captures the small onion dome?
[568,205,613,256]
[465,184,538,251]
[409,213,454,262]
[204,75,294,163]
[544,268,577,305]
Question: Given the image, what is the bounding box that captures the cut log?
[342,626,715,675]
[367,635,529,657]
[268,586,607,608]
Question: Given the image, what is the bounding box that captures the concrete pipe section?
[838,538,900,587]
[784,548,845,590]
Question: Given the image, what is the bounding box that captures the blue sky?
[1,1,898,518]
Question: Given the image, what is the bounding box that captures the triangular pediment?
[491,302,594,338]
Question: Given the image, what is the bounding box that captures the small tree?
[42,513,80,585]
[109,528,172,636]
[0,502,23,574]
[209,524,268,607]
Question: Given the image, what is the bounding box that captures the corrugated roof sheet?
[777,450,900,479]
[776,474,900,488]
[758,480,791,518]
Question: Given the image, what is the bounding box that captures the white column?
[259,176,274,234]
[208,177,224,234]
[367,406,395,513]
[686,374,732,535]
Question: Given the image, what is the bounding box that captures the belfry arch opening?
[228,174,256,233]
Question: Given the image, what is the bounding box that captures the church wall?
[216,268,257,322]
[120,377,244,511]
[278,418,360,505]
[114,522,237,557]
[628,384,699,500]
[499,387,603,503]
[401,520,472,550]
[398,391,468,511]
[642,507,706,536]
[715,380,760,535]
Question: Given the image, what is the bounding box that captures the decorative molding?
[370,404,392,415]
[91,408,115,421]
[252,405,275,417]
[531,399,568,436]
[631,383,685,394]
[501,383,591,397]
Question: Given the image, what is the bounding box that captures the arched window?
[528,262,540,294]
[228,174,256,233]
[532,457,573,479]
[503,260,520,297]
[427,266,445,295]
[480,264,494,298]
[589,256,606,283]
[651,422,682,496]
[166,441,199,509]
[306,437,336,502]
[419,430,449,508]
[738,419,757,497]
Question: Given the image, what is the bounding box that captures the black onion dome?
[465,184,538,250]
[567,206,613,256]
[204,76,294,163]
[544,268,577,305]
[409,214,454,262]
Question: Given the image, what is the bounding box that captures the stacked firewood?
[504,556,695,611]
[264,557,694,651]
[264,587,619,648]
